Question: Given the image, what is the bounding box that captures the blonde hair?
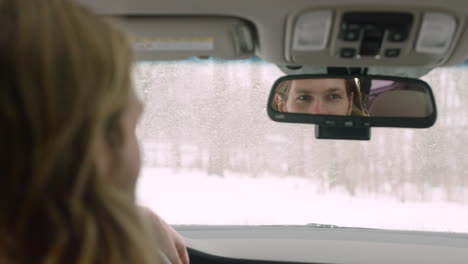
[0,0,161,263]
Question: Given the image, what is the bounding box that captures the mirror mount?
[327,67,368,76]
[315,126,371,140]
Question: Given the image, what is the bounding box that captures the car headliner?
[76,0,468,75]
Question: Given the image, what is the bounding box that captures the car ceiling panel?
[75,0,468,67]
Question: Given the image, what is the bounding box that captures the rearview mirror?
[267,75,437,139]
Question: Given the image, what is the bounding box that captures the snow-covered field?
[137,168,468,233]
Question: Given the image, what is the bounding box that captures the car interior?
[77,0,468,263]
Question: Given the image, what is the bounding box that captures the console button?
[343,30,360,41]
[388,29,408,42]
[364,26,384,39]
[360,41,381,56]
[348,23,361,30]
[340,48,356,58]
[384,48,400,57]
[341,23,361,41]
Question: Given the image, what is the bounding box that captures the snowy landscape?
[134,60,468,233]
[137,168,468,233]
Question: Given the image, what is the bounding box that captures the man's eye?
[297,95,311,101]
[328,94,342,100]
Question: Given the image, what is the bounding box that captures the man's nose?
[309,100,327,114]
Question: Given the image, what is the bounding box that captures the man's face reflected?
[278,79,353,116]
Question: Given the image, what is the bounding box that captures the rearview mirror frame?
[267,74,437,129]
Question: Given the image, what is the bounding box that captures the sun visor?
[117,16,256,61]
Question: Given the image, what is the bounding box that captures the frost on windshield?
[133,60,468,232]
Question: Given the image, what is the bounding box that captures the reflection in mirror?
[273,78,367,116]
[367,80,433,117]
[272,78,433,118]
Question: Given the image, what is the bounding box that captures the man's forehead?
[291,79,346,92]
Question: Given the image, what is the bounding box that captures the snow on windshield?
[133,60,468,233]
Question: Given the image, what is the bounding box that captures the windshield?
[134,58,468,233]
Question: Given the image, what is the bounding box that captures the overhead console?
[338,12,414,58]
[286,8,462,67]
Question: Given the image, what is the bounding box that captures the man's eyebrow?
[293,88,313,94]
[293,87,345,93]
[326,87,345,93]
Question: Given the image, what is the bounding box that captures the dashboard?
[177,225,468,264]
